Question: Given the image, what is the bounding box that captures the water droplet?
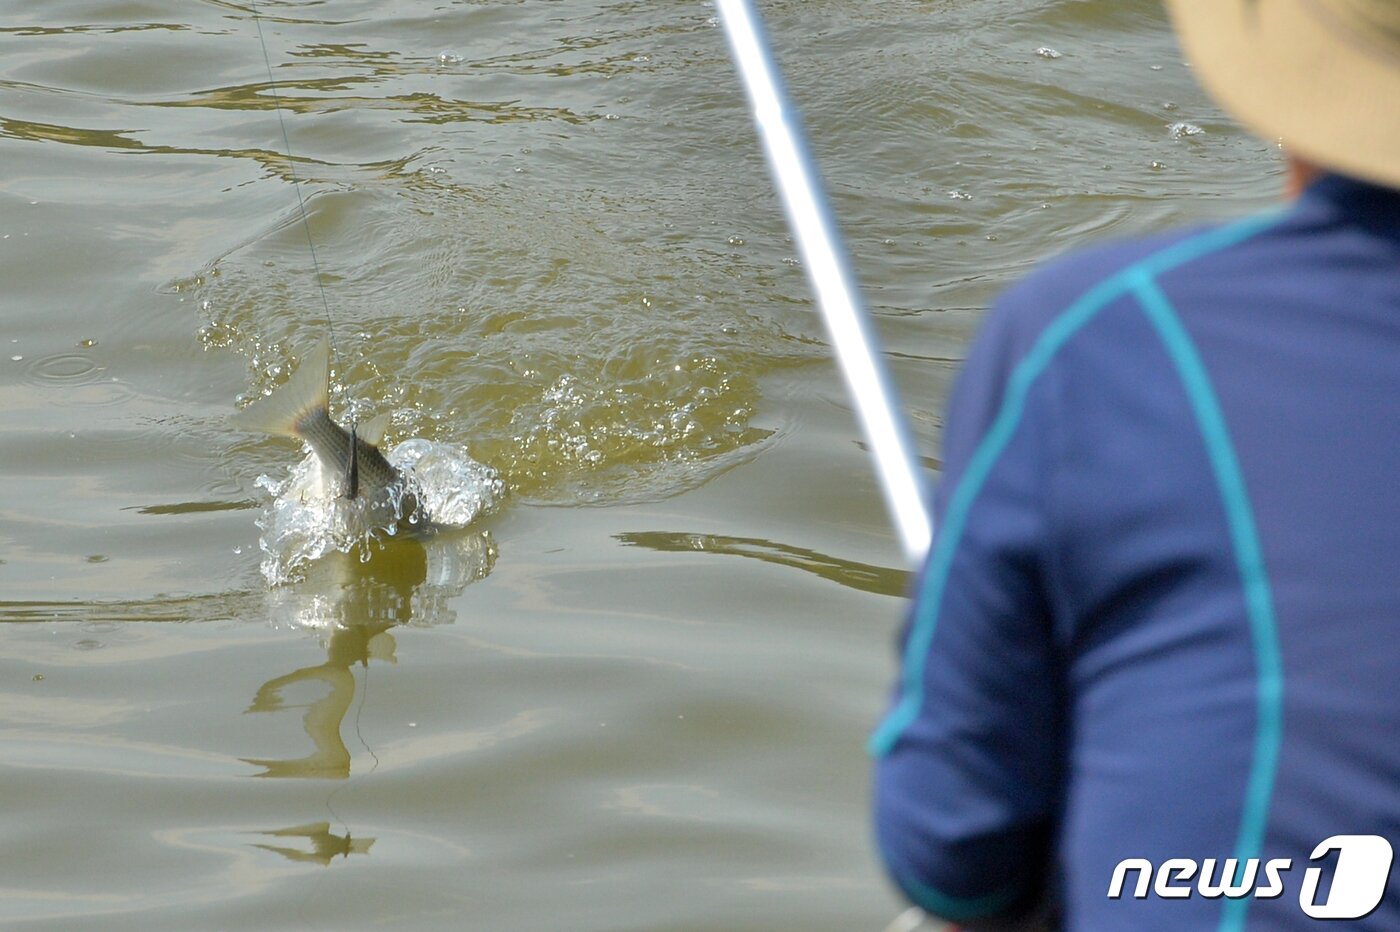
[32,674,44,682]
[1168,121,1204,138]
[437,50,463,65]
[727,235,745,246]
[1150,160,1166,171]
[78,338,97,348]
[1162,101,1179,111]
[947,189,973,200]
[85,555,108,564]
[1034,47,1062,59]
[1149,64,1164,71]
[10,355,22,362]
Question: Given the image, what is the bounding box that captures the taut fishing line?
[249,0,375,865]
[248,0,347,414]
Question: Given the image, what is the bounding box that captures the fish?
[232,338,421,526]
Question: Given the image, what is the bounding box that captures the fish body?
[233,338,420,525]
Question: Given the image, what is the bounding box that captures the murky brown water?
[0,1,1279,927]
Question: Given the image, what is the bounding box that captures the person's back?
[871,1,1400,928]
[1062,177,1400,929]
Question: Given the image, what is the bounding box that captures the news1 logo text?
[1108,835,1394,919]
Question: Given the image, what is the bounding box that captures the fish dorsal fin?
[230,337,331,439]
[357,412,393,447]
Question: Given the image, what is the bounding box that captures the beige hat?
[1164,0,1400,188]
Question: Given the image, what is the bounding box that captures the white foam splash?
[253,438,505,586]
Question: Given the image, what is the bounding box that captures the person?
[871,1,1400,928]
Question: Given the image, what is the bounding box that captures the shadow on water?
[615,531,910,598]
[247,821,374,865]
[244,531,495,780]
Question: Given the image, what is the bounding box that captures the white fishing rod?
[714,0,932,568]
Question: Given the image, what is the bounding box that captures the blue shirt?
[871,175,1400,930]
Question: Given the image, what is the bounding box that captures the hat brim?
[1165,0,1400,188]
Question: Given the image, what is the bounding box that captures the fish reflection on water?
[245,532,495,781]
[248,822,374,866]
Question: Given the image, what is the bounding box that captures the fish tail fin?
[230,337,332,440]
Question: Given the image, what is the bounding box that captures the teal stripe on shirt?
[868,212,1289,923]
[868,210,1284,758]
[1129,271,1284,932]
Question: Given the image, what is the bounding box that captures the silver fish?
[232,338,420,524]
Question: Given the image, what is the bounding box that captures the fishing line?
[248,0,345,385]
[319,658,380,855]
[323,778,353,839]
[353,657,382,774]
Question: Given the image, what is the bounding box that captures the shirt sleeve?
[870,286,1067,925]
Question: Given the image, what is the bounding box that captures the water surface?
[0,1,1279,927]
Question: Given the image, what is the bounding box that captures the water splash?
[252,437,504,586]
[262,530,498,630]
